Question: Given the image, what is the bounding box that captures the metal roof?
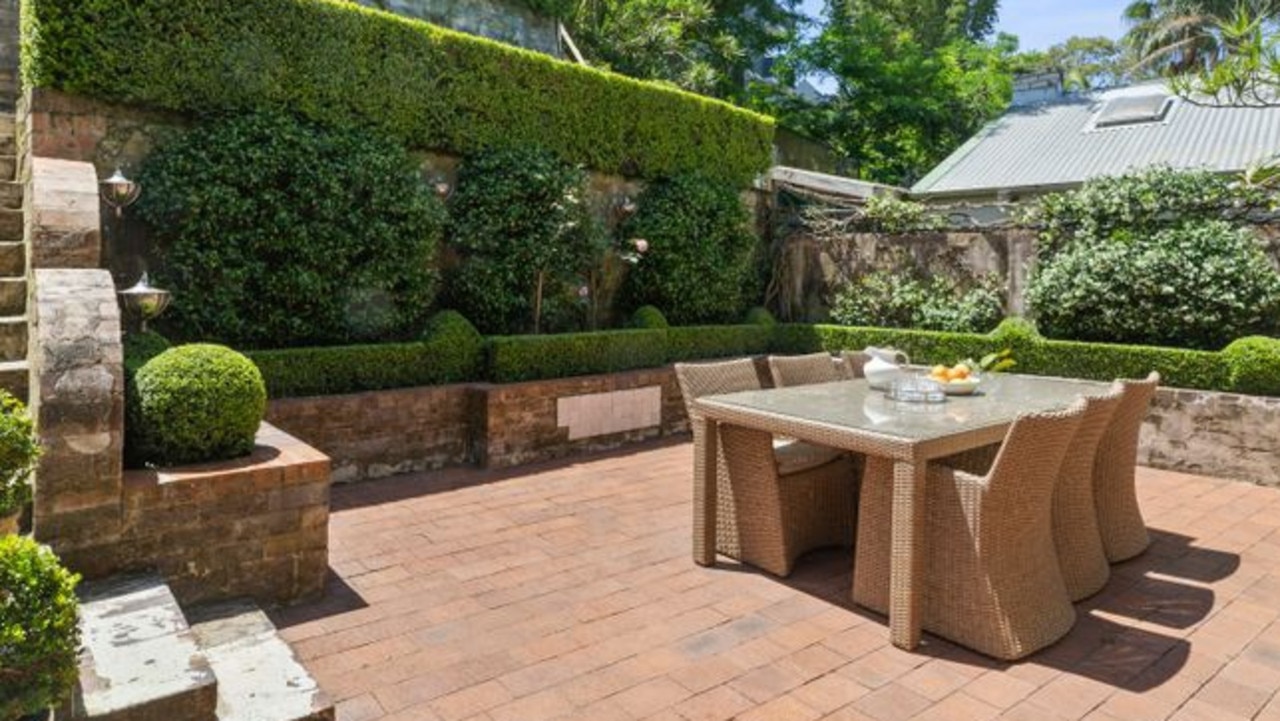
[910,82,1280,199]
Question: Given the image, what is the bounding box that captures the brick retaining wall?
[269,364,1279,487]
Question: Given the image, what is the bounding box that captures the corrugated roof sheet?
[910,83,1280,198]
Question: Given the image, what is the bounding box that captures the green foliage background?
[622,174,761,325]
[444,147,601,335]
[137,112,444,349]
[0,536,81,719]
[22,0,774,185]
[0,391,38,517]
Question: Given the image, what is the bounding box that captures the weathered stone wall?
[267,384,472,483]
[351,0,561,57]
[1140,388,1280,487]
[29,268,125,562]
[778,228,1038,321]
[0,0,17,109]
[25,157,104,268]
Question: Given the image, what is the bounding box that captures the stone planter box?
[268,366,1280,488]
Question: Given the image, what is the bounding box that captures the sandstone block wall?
[1140,388,1280,487]
[30,268,125,558]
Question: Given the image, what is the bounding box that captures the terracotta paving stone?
[269,442,1280,721]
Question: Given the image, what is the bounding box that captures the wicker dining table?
[691,373,1112,651]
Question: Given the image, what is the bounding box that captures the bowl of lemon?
[928,363,981,395]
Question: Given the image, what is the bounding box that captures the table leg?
[889,459,927,650]
[693,417,718,566]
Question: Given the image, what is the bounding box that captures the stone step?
[0,241,23,276]
[187,601,334,721]
[0,278,24,315]
[0,181,22,210]
[0,155,13,183]
[0,316,24,362]
[0,359,26,402]
[0,207,20,240]
[73,575,218,721]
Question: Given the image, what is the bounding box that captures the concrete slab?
[188,601,333,721]
[75,575,217,721]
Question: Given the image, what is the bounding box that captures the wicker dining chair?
[767,352,845,388]
[1054,384,1125,601]
[1095,372,1161,563]
[676,358,858,577]
[852,399,1087,660]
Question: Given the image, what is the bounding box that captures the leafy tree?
[1123,0,1280,73]
[565,0,802,100]
[760,3,1012,185]
[444,147,602,335]
[1010,35,1135,90]
[828,0,1001,47]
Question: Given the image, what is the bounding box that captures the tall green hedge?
[22,0,774,185]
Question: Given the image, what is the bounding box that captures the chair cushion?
[773,439,843,476]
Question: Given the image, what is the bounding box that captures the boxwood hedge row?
[246,319,1280,399]
[21,0,774,185]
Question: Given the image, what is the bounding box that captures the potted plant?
[0,391,39,536]
[0,535,81,720]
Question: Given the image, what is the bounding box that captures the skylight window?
[1094,94,1173,128]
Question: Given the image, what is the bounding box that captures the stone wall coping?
[123,422,329,488]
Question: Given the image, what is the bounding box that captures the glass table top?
[699,373,1115,442]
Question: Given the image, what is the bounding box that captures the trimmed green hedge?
[773,322,1243,394]
[666,326,772,363]
[247,320,1280,399]
[22,0,774,184]
[488,329,668,383]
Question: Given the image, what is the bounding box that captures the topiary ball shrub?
[1223,336,1280,396]
[1027,221,1280,349]
[0,391,38,519]
[0,535,80,720]
[622,174,760,325]
[137,112,444,349]
[422,311,485,383]
[744,307,777,327]
[127,345,267,468]
[123,331,171,376]
[630,305,670,329]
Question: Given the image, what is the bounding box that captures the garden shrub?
[1026,221,1280,350]
[488,329,668,383]
[623,174,760,325]
[123,331,171,375]
[830,270,1005,334]
[0,535,80,720]
[444,147,600,335]
[138,112,444,349]
[631,306,670,329]
[1029,167,1270,258]
[667,325,772,362]
[745,307,777,327]
[771,324,1230,391]
[421,311,486,382]
[1222,336,1280,396]
[0,392,38,518]
[23,0,773,184]
[127,345,267,467]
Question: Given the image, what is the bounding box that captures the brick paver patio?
[272,441,1280,721]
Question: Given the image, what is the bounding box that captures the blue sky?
[797,0,1129,51]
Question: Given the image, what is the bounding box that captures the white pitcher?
[863,346,910,390]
